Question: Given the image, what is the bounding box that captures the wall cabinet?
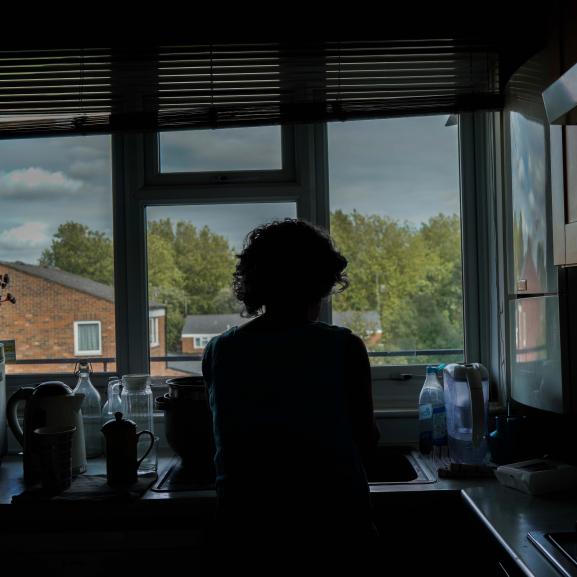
[551,124,577,266]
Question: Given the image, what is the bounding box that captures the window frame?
[4,115,501,411]
[73,321,102,356]
[111,115,501,411]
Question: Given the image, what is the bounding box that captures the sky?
[0,115,460,264]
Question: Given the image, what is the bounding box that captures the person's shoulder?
[203,326,239,353]
[312,320,354,337]
[312,321,366,348]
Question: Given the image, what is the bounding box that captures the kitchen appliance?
[443,363,489,464]
[506,53,564,414]
[529,530,577,577]
[6,381,87,482]
[155,376,215,483]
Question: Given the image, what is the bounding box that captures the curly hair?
[233,219,349,317]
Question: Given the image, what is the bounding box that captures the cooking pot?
[6,381,87,482]
[156,376,215,481]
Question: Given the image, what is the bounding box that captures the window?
[193,336,213,350]
[327,116,464,368]
[74,321,102,355]
[145,202,297,376]
[0,135,115,376]
[149,317,160,347]
[159,126,282,173]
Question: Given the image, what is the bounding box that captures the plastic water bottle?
[418,366,447,455]
[73,360,103,458]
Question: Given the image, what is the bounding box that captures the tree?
[40,219,238,353]
[330,209,463,364]
[39,222,114,285]
[173,221,236,315]
[413,214,463,351]
[147,219,236,351]
[330,209,429,353]
[146,229,186,352]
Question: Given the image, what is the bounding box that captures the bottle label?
[419,403,433,420]
[432,405,447,445]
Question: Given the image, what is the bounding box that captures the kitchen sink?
[365,446,436,485]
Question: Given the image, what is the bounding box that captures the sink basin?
[365,446,436,485]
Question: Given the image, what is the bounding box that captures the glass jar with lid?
[120,374,157,475]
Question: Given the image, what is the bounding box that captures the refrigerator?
[506,51,564,413]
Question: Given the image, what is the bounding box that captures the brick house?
[0,261,169,375]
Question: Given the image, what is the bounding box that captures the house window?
[74,321,102,355]
[327,116,464,368]
[194,336,212,349]
[149,317,159,347]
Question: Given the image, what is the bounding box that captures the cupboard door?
[563,127,577,264]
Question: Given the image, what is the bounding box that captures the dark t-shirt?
[202,320,374,538]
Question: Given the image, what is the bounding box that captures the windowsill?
[375,401,506,420]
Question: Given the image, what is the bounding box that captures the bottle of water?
[418,366,447,455]
[73,360,103,458]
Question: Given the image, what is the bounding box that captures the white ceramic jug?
[7,381,87,482]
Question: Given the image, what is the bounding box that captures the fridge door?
[505,49,558,296]
[508,110,557,295]
[509,295,563,413]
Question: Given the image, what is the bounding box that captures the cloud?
[0,222,50,248]
[0,167,83,199]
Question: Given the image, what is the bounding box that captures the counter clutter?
[1,451,577,576]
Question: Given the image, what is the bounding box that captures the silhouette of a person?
[202,218,380,569]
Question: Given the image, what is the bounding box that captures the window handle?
[388,373,415,381]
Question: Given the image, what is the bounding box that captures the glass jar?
[120,374,157,475]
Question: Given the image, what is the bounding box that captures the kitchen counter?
[1,452,576,576]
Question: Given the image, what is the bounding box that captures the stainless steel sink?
[365,446,436,485]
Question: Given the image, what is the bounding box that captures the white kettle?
[6,381,87,482]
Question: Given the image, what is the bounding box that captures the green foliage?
[40,211,463,362]
[331,210,463,365]
[148,220,237,351]
[39,222,114,285]
[39,219,238,353]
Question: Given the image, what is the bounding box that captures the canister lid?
[101,412,136,434]
[121,374,150,391]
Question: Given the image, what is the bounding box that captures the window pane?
[328,116,464,366]
[159,126,282,173]
[146,202,296,376]
[77,323,100,353]
[0,135,115,374]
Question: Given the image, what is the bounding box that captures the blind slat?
[0,41,501,138]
